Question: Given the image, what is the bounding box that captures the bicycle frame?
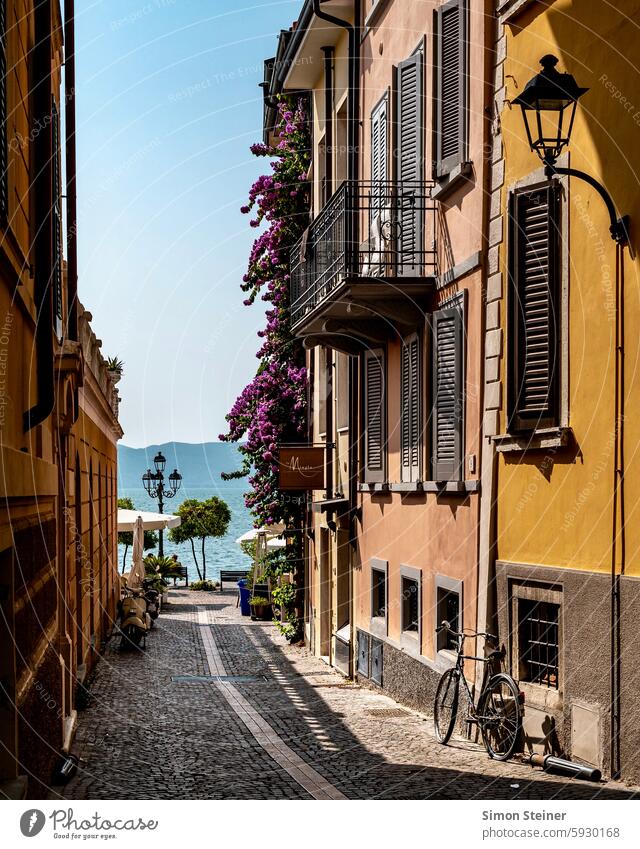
[445,627,503,723]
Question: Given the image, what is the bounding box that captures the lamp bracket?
[544,161,630,245]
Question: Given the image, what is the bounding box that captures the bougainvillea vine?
[220,97,310,529]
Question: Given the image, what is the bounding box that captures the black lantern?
[513,55,588,164]
[142,469,154,494]
[169,469,182,494]
[153,451,166,474]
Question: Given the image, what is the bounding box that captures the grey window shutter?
[364,349,385,483]
[370,96,388,228]
[0,0,7,219]
[432,308,463,481]
[508,184,560,430]
[435,0,466,179]
[401,333,421,482]
[396,53,423,277]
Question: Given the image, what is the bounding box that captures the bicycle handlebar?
[435,620,498,643]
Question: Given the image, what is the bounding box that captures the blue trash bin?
[238,580,251,616]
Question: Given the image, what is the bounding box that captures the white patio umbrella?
[117,509,181,532]
[235,524,286,545]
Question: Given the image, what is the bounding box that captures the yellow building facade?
[480,0,640,782]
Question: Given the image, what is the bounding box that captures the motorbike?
[142,579,161,626]
[119,589,151,649]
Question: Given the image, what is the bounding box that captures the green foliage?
[144,554,183,579]
[118,497,158,571]
[271,581,295,608]
[249,595,270,606]
[106,356,124,373]
[190,580,218,592]
[168,497,231,581]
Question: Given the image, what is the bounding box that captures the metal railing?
[290,180,438,326]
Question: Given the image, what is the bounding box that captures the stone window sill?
[497,0,538,24]
[359,480,480,494]
[432,161,473,201]
[493,427,573,454]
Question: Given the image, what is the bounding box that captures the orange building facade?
[0,2,122,798]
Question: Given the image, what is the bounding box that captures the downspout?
[64,0,78,343]
[321,46,333,200]
[24,0,54,431]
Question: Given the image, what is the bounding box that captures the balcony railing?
[290,180,437,327]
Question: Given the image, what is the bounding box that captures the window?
[372,568,386,619]
[431,305,463,481]
[401,333,421,482]
[318,347,331,437]
[434,0,468,180]
[436,584,460,652]
[363,348,386,483]
[508,183,561,431]
[402,577,419,633]
[518,599,560,689]
[0,0,7,218]
[396,51,424,276]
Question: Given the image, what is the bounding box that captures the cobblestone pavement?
[51,590,639,800]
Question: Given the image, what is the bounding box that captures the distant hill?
[117,441,246,489]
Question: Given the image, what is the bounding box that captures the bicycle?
[433,620,524,761]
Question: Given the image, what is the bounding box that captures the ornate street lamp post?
[514,55,629,244]
[142,451,182,556]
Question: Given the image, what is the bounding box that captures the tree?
[168,497,231,581]
[118,497,158,572]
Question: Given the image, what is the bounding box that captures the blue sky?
[74,0,300,447]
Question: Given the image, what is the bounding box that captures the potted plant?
[106,356,124,383]
[249,595,272,621]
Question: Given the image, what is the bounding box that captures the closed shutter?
[401,333,421,482]
[435,0,466,178]
[364,348,385,483]
[508,184,560,430]
[432,307,463,481]
[396,52,423,277]
[371,95,388,222]
[0,0,7,219]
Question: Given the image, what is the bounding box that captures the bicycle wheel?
[477,673,522,761]
[434,668,460,744]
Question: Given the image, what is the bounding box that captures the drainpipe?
[321,46,333,200]
[64,0,78,343]
[24,0,54,432]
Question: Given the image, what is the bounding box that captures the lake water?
[118,483,253,582]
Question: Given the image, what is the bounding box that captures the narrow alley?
[51,591,638,802]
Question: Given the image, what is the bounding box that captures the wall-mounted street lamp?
[514,55,630,244]
[142,451,182,556]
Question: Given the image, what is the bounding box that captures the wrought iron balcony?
[290,180,438,333]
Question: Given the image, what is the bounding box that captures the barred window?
[518,599,559,689]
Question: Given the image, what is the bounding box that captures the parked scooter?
[142,579,160,627]
[119,588,150,649]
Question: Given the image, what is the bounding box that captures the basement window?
[518,599,560,689]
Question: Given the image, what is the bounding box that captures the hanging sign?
[278,446,325,491]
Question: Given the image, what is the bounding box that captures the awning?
[117,509,181,532]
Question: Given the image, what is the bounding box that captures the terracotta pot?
[250,603,272,621]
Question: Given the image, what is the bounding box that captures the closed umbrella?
[128,515,146,588]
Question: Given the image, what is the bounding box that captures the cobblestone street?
[51,590,639,801]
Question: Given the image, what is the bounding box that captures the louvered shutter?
[432,308,463,481]
[371,96,388,226]
[396,53,423,277]
[435,0,466,178]
[509,184,560,430]
[364,349,385,483]
[401,334,421,482]
[0,0,7,219]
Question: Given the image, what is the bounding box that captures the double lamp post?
[143,451,183,556]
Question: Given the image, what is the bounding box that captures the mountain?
[117,441,245,490]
